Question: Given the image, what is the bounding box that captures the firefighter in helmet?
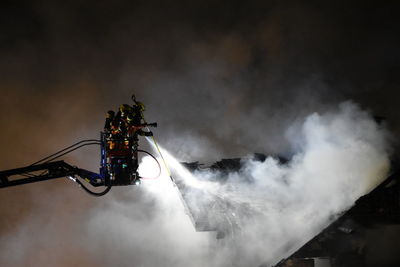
[125,101,153,138]
[103,96,155,185]
[104,110,115,131]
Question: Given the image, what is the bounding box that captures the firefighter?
[125,100,152,181]
[126,101,153,138]
[104,110,115,131]
[104,98,156,185]
[110,119,121,136]
[117,104,133,135]
[106,101,153,137]
[119,104,133,118]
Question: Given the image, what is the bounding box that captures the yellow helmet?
[119,104,133,114]
[135,101,145,112]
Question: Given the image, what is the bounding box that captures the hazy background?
[0,0,399,266]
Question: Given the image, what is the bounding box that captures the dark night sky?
[1,1,399,145]
[0,0,400,266]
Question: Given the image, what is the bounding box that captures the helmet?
[119,104,133,115]
[135,101,145,112]
[106,110,115,118]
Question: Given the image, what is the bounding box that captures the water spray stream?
[145,137,205,189]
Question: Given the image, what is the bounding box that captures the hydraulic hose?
[31,139,100,165]
[74,178,112,197]
[41,142,101,163]
[137,149,161,179]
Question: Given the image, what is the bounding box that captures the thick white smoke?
[0,102,390,267]
[154,101,391,266]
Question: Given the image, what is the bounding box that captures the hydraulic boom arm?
[0,160,105,189]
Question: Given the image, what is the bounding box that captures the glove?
[144,131,153,136]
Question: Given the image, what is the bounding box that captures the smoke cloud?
[1,101,389,267]
[161,101,391,266]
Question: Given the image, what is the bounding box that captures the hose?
[74,177,112,197]
[148,136,174,183]
[41,142,100,163]
[73,149,160,196]
[132,95,174,183]
[31,139,100,165]
[137,149,161,180]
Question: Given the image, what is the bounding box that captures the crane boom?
[0,160,104,188]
